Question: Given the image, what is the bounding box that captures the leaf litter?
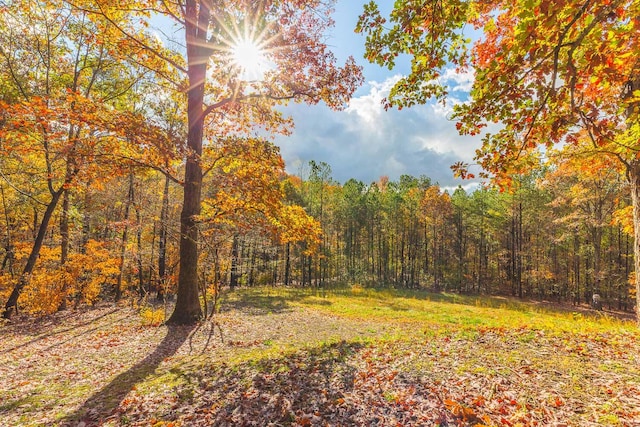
[0,296,639,426]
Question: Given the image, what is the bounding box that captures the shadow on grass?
[175,340,365,425]
[0,307,121,355]
[219,287,319,315]
[58,323,195,426]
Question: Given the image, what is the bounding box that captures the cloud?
[441,68,475,93]
[274,76,484,187]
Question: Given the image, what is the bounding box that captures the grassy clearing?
[1,287,639,426]
[226,286,635,335]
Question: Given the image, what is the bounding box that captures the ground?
[1,287,639,426]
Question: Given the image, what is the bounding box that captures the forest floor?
[1,287,639,427]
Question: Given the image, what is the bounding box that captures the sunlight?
[230,37,269,81]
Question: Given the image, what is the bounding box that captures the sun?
[230,37,269,81]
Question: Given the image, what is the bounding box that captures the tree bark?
[136,203,145,298]
[624,75,640,323]
[230,234,240,290]
[115,173,134,302]
[167,0,209,324]
[57,188,71,311]
[157,174,170,300]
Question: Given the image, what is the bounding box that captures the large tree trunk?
[625,75,640,323]
[167,0,209,324]
[2,189,64,318]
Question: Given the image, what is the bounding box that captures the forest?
[1,0,640,426]
[1,148,636,316]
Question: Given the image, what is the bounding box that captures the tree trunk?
[1,184,15,278]
[136,204,145,298]
[230,234,240,290]
[167,0,209,324]
[629,162,640,322]
[2,189,64,318]
[57,188,71,311]
[115,173,134,302]
[284,242,290,286]
[81,184,91,253]
[158,174,170,300]
[60,189,70,265]
[624,75,640,322]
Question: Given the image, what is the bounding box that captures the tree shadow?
[0,307,121,355]
[58,323,195,426]
[145,339,466,426]
[185,340,365,425]
[220,290,293,315]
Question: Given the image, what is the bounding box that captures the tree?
[544,143,626,303]
[358,0,640,319]
[75,0,362,323]
[0,1,149,317]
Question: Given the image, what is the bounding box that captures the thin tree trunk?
[116,173,134,302]
[136,204,145,299]
[57,188,71,311]
[60,189,70,265]
[158,174,170,300]
[284,242,290,287]
[230,234,239,290]
[0,184,14,278]
[629,162,640,322]
[2,189,64,318]
[81,185,91,253]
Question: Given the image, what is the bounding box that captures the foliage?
[139,306,166,327]
[357,0,640,318]
[357,0,640,179]
[13,240,119,315]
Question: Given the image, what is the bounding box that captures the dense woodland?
[3,1,640,425]
[0,154,635,316]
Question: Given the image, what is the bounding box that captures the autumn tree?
[71,0,362,323]
[544,143,627,304]
[358,0,640,318]
[0,1,135,317]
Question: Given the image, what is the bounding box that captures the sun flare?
[231,37,268,80]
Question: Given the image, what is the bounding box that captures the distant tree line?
[243,160,633,312]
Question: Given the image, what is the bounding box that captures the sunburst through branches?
[229,36,270,80]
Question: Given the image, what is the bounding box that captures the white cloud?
[345,75,401,125]
[274,76,486,187]
[441,68,475,93]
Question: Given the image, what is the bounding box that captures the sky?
[273,0,483,190]
[151,1,484,190]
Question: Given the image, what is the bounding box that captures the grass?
[223,286,635,336]
[1,286,639,426]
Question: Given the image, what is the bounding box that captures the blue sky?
[151,1,482,190]
[274,0,483,190]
